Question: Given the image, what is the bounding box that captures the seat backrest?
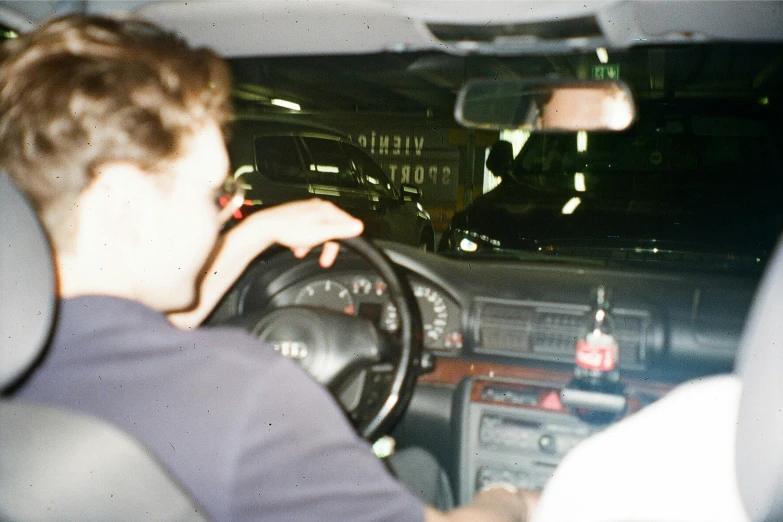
[735,237,783,522]
[0,401,212,522]
[0,172,55,388]
[0,172,209,522]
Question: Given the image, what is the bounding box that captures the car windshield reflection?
[227,43,783,275]
[440,99,783,273]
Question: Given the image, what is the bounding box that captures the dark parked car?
[440,99,783,274]
[228,116,436,250]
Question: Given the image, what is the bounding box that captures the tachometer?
[415,284,449,344]
[381,283,462,351]
[295,280,355,315]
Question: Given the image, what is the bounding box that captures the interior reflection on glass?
[309,164,340,173]
[561,197,582,215]
[455,78,635,132]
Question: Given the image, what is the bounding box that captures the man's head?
[0,15,233,311]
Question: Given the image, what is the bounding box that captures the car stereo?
[455,377,603,504]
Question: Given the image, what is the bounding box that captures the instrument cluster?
[277,272,463,352]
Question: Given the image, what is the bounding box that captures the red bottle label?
[575,332,619,371]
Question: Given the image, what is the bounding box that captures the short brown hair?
[0,15,232,250]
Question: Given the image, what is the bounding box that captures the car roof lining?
[1,1,781,56]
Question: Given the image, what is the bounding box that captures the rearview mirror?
[455,78,635,132]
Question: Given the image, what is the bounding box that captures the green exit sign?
[592,64,620,80]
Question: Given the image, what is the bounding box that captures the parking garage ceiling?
[230,45,783,118]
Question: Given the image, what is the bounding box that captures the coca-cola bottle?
[575,286,620,384]
[561,285,626,419]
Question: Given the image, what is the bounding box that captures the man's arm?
[425,486,539,522]
[168,198,363,329]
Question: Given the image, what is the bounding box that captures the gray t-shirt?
[16,295,425,522]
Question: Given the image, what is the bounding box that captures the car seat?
[0,172,209,522]
[734,236,783,520]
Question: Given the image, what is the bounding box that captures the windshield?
[226,43,783,274]
[477,107,783,270]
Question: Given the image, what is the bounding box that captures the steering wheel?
[230,236,423,441]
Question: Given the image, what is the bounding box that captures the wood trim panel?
[418,357,673,398]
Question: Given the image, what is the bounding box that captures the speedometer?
[295,280,355,315]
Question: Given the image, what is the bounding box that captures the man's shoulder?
[58,295,271,355]
[181,323,292,372]
[26,294,323,452]
[47,295,294,389]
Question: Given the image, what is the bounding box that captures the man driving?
[2,15,536,522]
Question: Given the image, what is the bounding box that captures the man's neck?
[56,250,138,302]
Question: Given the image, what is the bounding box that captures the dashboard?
[265,272,463,352]
[209,240,759,504]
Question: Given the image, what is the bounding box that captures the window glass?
[253,136,309,183]
[515,119,781,196]
[301,137,359,188]
[343,143,398,199]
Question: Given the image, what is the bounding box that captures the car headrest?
[0,172,56,392]
[735,236,783,521]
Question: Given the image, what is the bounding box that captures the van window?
[343,143,398,199]
[254,136,309,183]
[301,137,359,188]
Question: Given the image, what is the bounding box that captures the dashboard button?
[538,434,557,454]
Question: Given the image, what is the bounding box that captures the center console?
[455,377,604,504]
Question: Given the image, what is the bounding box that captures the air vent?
[427,16,602,43]
[476,300,648,369]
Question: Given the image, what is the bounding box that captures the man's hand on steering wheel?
[253,198,364,266]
